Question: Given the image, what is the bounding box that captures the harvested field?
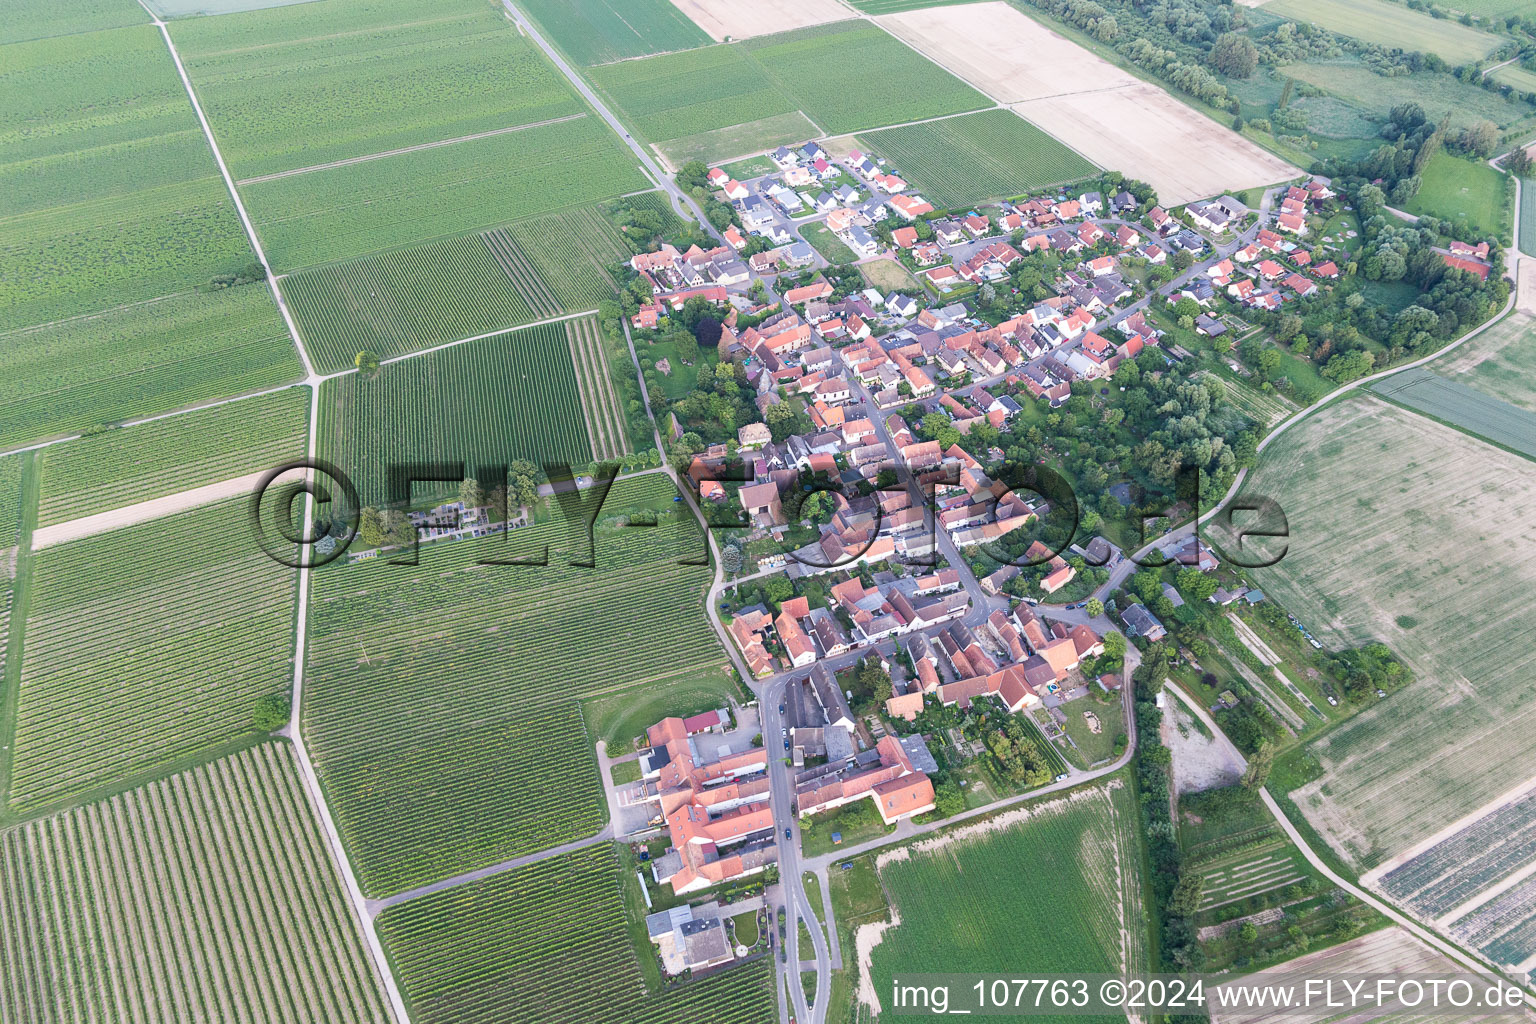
[670,0,846,41]
[876,2,1299,205]
[1210,927,1524,1024]
[1210,396,1536,870]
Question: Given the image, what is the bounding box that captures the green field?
[149,0,325,16]
[0,455,23,545]
[284,235,536,374]
[1,24,257,329]
[0,743,388,1021]
[170,0,582,179]
[1492,63,1536,95]
[1371,366,1536,456]
[589,21,988,157]
[1403,150,1511,237]
[867,784,1146,1021]
[1265,0,1501,64]
[566,317,632,462]
[243,115,648,270]
[521,0,710,66]
[800,222,858,265]
[857,109,1096,208]
[376,844,777,1024]
[9,499,295,811]
[35,387,309,527]
[1213,397,1536,868]
[1284,60,1532,137]
[1433,307,1536,410]
[0,287,302,451]
[316,322,592,511]
[0,0,146,42]
[304,475,725,895]
[493,205,633,312]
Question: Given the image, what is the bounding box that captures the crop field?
[494,205,631,311]
[1402,150,1510,238]
[8,499,296,810]
[169,0,582,180]
[566,317,630,462]
[0,456,24,546]
[0,0,145,42]
[856,109,1096,207]
[243,115,649,270]
[0,743,388,1023]
[1264,0,1500,63]
[0,287,302,451]
[669,0,847,41]
[866,785,1145,1020]
[1370,367,1536,458]
[284,236,536,374]
[589,21,988,159]
[1448,0,1536,16]
[1432,308,1536,412]
[1210,397,1536,869]
[35,387,308,527]
[1380,787,1536,921]
[316,323,591,511]
[1492,63,1536,95]
[149,0,324,17]
[304,475,723,895]
[521,0,710,66]
[877,3,1298,206]
[1286,60,1533,136]
[1,25,256,329]
[1447,873,1536,969]
[376,844,777,1024]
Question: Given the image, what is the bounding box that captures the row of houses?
[884,604,1105,721]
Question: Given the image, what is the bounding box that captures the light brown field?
[669,0,847,41]
[1211,396,1536,870]
[875,1,1300,204]
[1211,927,1526,1023]
[1431,304,1536,413]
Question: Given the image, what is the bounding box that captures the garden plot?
[670,0,847,41]
[875,2,1299,205]
[1209,396,1536,871]
[0,743,388,1023]
[1199,849,1307,911]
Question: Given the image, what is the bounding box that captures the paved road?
[502,0,723,243]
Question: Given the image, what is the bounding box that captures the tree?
[1242,743,1276,791]
[932,779,964,817]
[1175,566,1219,602]
[359,506,385,548]
[799,490,836,526]
[1210,32,1259,79]
[355,350,380,377]
[1238,921,1260,945]
[458,477,483,510]
[1085,598,1104,617]
[253,693,289,731]
[1102,631,1127,660]
[1172,249,1195,271]
[1458,119,1501,159]
[1168,873,1205,916]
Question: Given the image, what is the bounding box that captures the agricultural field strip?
[1370,367,1536,458]
[136,0,317,377]
[235,113,588,185]
[30,471,272,551]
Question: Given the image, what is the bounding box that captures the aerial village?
[618,139,1465,977]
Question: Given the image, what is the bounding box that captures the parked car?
[784,829,792,840]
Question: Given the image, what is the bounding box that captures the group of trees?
[668,356,761,448]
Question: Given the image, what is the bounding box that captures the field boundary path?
[236,113,588,185]
[139,3,408,1016]
[29,470,270,550]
